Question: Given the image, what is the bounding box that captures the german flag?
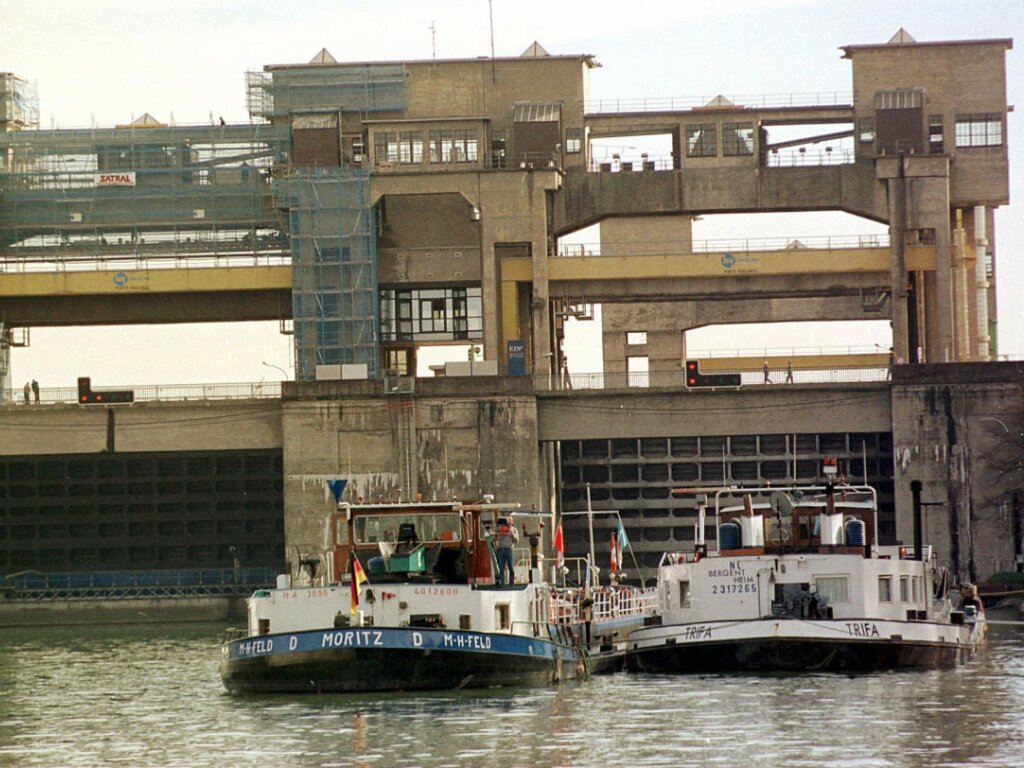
[350,552,369,615]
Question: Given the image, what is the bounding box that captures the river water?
[1,621,1022,768]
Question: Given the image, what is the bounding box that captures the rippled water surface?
[1,621,1022,767]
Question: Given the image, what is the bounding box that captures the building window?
[815,575,849,604]
[373,131,398,164]
[429,128,478,163]
[453,129,478,162]
[899,575,909,602]
[420,298,447,332]
[722,122,754,156]
[565,127,582,154]
[685,123,717,157]
[381,287,483,342]
[928,115,944,154]
[429,129,450,163]
[878,576,892,602]
[626,331,647,345]
[875,89,923,110]
[490,130,507,169]
[399,131,423,164]
[857,117,875,143]
[955,113,1003,147]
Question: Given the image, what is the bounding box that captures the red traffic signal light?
[77,376,134,405]
[684,360,741,388]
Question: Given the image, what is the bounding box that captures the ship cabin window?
[878,575,892,603]
[495,603,510,630]
[911,576,922,603]
[678,580,690,609]
[814,575,849,604]
[899,575,909,602]
[353,513,462,545]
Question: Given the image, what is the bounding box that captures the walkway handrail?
[585,91,853,114]
[555,234,889,258]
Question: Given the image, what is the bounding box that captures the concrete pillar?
[529,176,553,378]
[885,160,911,365]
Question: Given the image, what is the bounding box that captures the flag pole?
[586,483,597,589]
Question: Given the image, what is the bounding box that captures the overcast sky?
[2,0,1020,388]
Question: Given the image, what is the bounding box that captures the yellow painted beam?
[698,353,889,372]
[501,245,933,287]
[0,265,292,296]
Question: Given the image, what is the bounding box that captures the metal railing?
[537,367,890,392]
[1,567,278,602]
[547,584,658,625]
[589,154,675,172]
[1,250,291,274]
[1,381,282,407]
[766,147,855,167]
[585,92,853,114]
[556,234,889,258]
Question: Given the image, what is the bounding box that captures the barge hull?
[629,636,971,673]
[221,646,561,692]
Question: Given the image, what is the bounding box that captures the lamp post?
[261,361,290,380]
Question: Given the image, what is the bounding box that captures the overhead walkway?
[1,237,936,331]
[500,240,936,350]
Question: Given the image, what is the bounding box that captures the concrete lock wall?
[279,377,544,558]
[0,400,282,455]
[891,363,1024,582]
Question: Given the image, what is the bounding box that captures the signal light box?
[77,377,135,405]
[685,360,741,389]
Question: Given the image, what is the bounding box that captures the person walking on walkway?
[785,362,794,384]
[31,379,39,403]
[762,360,772,384]
[23,381,30,404]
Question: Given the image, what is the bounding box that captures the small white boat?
[628,468,986,673]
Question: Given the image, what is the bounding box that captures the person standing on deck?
[494,516,519,587]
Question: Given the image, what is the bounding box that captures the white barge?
[628,471,986,673]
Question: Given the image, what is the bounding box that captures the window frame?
[373,131,399,164]
[565,127,582,154]
[685,123,718,158]
[722,122,754,157]
[878,575,892,603]
[815,575,850,604]
[955,113,1003,148]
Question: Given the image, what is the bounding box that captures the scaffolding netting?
[246,64,407,119]
[276,167,379,380]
